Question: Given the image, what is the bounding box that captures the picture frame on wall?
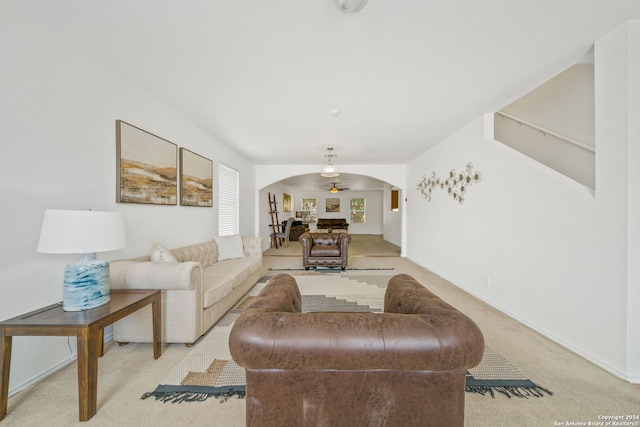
[180,148,213,207]
[283,193,291,212]
[116,120,178,205]
[326,197,340,212]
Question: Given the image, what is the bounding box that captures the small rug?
[141,293,379,403]
[141,324,245,403]
[142,275,551,403]
[466,346,553,398]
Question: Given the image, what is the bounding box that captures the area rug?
[142,275,551,403]
[466,346,553,398]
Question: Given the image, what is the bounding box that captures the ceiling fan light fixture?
[330,184,339,194]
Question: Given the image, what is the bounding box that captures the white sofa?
[110,236,263,345]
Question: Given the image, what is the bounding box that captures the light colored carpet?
[145,275,549,403]
[5,243,640,426]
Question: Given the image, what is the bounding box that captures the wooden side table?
[0,289,161,422]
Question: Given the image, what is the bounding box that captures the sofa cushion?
[201,270,234,308]
[241,236,262,258]
[204,258,255,288]
[223,256,261,275]
[310,246,341,257]
[242,257,262,275]
[213,234,245,261]
[212,258,251,287]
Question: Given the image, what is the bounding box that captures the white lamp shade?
[37,209,126,254]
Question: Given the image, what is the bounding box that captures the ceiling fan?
[329,182,349,193]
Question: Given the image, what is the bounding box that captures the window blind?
[218,163,239,236]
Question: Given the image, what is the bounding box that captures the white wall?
[405,21,639,382]
[382,186,402,247]
[0,4,255,394]
[495,64,596,188]
[502,64,595,148]
[628,19,640,384]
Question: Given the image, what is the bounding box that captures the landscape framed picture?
[179,148,213,207]
[326,197,340,212]
[116,120,178,205]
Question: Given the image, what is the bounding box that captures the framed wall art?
[180,148,213,207]
[116,120,178,205]
[326,197,340,213]
[283,193,291,212]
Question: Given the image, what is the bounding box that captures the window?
[300,198,317,223]
[350,198,365,223]
[218,163,239,236]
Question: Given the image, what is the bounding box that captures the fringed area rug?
[142,274,551,403]
[466,346,553,398]
[140,324,246,403]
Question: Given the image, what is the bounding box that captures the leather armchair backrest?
[310,234,339,246]
[230,273,484,372]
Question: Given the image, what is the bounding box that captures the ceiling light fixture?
[331,0,370,13]
[320,147,340,178]
[330,184,339,194]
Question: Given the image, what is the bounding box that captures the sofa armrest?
[111,261,202,291]
[109,260,139,289]
[242,236,263,258]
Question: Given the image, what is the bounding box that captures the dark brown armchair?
[299,232,350,270]
[229,273,485,427]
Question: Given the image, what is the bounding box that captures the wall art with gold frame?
[116,120,178,205]
[180,148,213,207]
[283,193,292,212]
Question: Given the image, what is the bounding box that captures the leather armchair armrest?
[338,233,351,254]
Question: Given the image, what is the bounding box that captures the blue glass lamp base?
[63,253,111,311]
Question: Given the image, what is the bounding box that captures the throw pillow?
[150,243,178,263]
[213,234,245,261]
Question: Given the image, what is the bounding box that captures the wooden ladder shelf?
[268,192,281,248]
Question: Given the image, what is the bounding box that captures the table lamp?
[36,209,126,311]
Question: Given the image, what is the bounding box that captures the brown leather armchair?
[299,232,350,270]
[283,219,309,241]
[229,273,485,427]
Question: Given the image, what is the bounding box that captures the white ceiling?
[17,0,640,189]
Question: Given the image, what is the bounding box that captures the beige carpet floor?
[263,233,401,258]
[5,236,640,426]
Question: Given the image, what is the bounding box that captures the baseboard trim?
[407,256,636,384]
[8,330,114,397]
